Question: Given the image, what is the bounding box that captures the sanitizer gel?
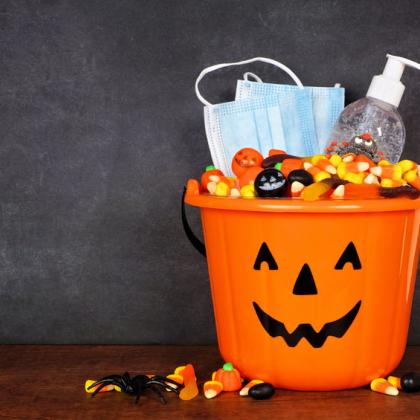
[329,54,420,163]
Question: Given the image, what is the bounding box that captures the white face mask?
[235,74,345,154]
[195,57,319,176]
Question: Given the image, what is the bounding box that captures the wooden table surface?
[0,345,418,419]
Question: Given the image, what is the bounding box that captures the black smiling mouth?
[253,300,362,348]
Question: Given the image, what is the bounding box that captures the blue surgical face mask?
[235,77,345,153]
[196,57,319,176]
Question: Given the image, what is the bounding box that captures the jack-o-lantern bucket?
[183,179,420,390]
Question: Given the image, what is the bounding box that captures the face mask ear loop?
[243,72,263,83]
[195,57,304,106]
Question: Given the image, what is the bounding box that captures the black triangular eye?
[334,242,362,270]
[253,242,278,270]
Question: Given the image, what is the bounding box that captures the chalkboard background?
[1,0,419,344]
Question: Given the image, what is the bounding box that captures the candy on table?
[239,379,264,396]
[203,380,223,399]
[254,168,288,198]
[240,184,256,198]
[201,165,224,191]
[248,382,275,400]
[322,177,348,189]
[231,148,264,177]
[301,182,332,202]
[230,188,240,197]
[85,379,118,393]
[387,372,420,393]
[213,362,243,392]
[288,169,314,186]
[332,183,380,199]
[237,166,263,187]
[166,373,184,389]
[177,364,199,401]
[370,378,399,396]
[379,185,420,199]
[280,158,304,177]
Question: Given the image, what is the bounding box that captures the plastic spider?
[87,372,182,404]
[325,133,385,162]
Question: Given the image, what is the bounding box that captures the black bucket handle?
[181,186,206,257]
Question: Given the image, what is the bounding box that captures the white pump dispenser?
[367,54,420,107]
[329,54,420,163]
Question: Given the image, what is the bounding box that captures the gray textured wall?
[0,0,419,344]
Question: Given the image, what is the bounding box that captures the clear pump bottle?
[329,54,420,163]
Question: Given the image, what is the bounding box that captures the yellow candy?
[381,178,404,188]
[337,162,347,179]
[240,184,256,198]
[329,154,342,167]
[301,182,331,201]
[397,160,416,173]
[314,171,331,182]
[344,172,366,184]
[378,159,392,166]
[215,182,230,197]
[404,169,417,183]
[311,154,327,165]
[370,378,399,396]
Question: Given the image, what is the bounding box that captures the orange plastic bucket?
[183,179,420,390]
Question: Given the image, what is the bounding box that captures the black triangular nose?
[293,264,318,295]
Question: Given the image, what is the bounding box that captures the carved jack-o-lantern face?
[252,241,362,348]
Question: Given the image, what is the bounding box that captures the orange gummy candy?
[179,364,199,401]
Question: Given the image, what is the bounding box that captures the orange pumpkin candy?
[201,165,224,191]
[214,362,242,391]
[232,148,264,178]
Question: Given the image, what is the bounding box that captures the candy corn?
[370,378,399,396]
[240,184,256,198]
[333,183,380,199]
[204,380,223,399]
[315,158,337,174]
[291,181,305,197]
[397,159,416,173]
[85,379,116,393]
[178,364,199,401]
[239,379,264,396]
[370,165,402,180]
[329,154,342,167]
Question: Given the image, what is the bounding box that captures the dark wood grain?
[0,345,418,419]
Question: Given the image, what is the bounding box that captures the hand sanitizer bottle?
[329,54,420,163]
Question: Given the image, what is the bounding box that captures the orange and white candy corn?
[204,380,223,399]
[370,378,399,396]
[291,181,305,198]
[315,158,337,174]
[239,379,264,396]
[370,165,402,180]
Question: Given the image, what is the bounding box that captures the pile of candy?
[200,137,420,201]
